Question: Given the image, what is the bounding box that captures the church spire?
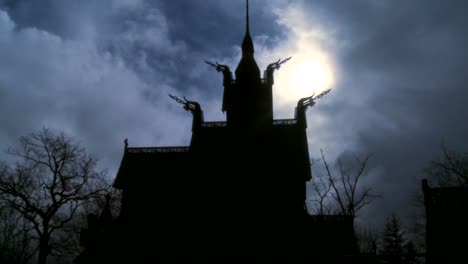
[235,0,260,82]
[231,0,265,129]
[241,0,254,55]
[246,0,250,33]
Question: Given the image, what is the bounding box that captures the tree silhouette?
[0,204,35,264]
[425,144,468,187]
[355,226,379,255]
[381,214,405,262]
[309,150,378,223]
[380,214,421,264]
[0,129,108,264]
[308,158,334,215]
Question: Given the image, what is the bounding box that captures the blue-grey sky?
[1,0,467,229]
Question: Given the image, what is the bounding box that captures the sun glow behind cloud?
[256,3,336,116]
[275,46,334,104]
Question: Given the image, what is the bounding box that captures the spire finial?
[240,0,255,55]
[246,0,250,33]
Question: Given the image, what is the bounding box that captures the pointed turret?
[241,29,254,56]
[206,0,272,129]
[241,0,254,55]
[235,0,260,81]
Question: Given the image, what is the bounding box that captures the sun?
[274,49,334,106]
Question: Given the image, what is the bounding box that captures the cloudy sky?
[1,0,467,229]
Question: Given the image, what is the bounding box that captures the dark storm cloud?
[0,0,280,174]
[298,0,468,226]
[0,0,467,230]
[0,0,195,173]
[153,0,286,53]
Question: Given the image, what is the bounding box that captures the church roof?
[114,118,311,189]
[113,147,190,189]
[114,0,312,191]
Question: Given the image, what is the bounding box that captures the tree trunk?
[38,233,49,264]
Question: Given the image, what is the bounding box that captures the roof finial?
[240,0,255,55]
[246,0,250,33]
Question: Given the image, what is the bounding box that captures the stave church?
[77,1,357,262]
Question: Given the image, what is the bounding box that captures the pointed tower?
[225,0,272,129]
[235,0,260,81]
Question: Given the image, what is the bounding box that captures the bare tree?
[0,204,36,264]
[309,150,379,223]
[0,129,109,264]
[425,144,468,186]
[308,159,333,215]
[355,226,379,255]
[408,144,468,257]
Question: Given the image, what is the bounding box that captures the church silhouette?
[77,1,357,262]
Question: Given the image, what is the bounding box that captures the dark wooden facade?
[78,2,357,262]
